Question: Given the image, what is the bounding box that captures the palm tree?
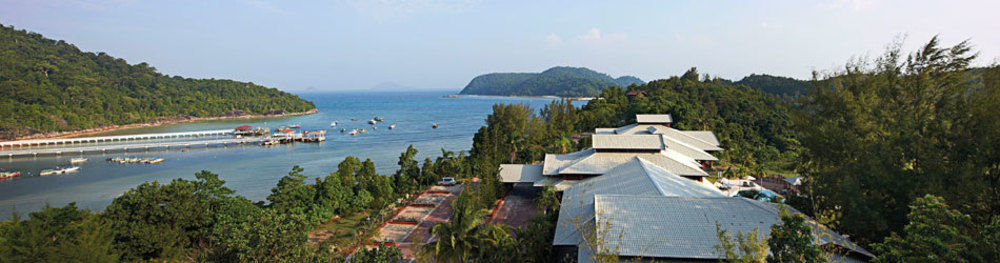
[422,194,491,262]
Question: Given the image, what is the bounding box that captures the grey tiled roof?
[553,158,724,246]
[592,134,665,150]
[592,195,874,260]
[681,130,721,146]
[636,114,673,124]
[498,164,544,183]
[543,150,708,177]
[610,124,723,152]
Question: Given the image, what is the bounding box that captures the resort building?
[498,114,873,262]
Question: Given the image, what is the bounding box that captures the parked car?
[437,177,457,186]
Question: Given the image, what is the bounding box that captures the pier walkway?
[2,137,267,157]
[0,129,234,149]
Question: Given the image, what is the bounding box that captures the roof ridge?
[635,158,668,196]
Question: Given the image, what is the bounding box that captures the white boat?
[70,157,88,164]
[40,166,79,176]
[389,124,396,129]
[368,119,377,125]
[330,121,338,127]
[349,129,358,136]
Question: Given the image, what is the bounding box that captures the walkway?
[1,137,266,157]
[490,183,541,228]
[0,129,234,148]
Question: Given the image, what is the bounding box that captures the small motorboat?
[330,121,338,127]
[70,157,88,164]
[432,123,438,129]
[360,128,367,134]
[372,125,377,130]
[40,166,79,176]
[368,119,377,125]
[374,117,384,122]
[340,128,347,133]
[349,129,358,136]
[288,124,301,129]
[351,118,359,121]
[0,171,21,179]
[148,158,164,164]
[389,123,396,129]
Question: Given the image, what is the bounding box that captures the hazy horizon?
[2,0,997,92]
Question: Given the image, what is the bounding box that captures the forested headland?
[458,66,643,97]
[0,24,316,140]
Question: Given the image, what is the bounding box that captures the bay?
[0,91,560,219]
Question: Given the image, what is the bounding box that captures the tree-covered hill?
[0,24,316,140]
[733,74,810,97]
[458,66,643,97]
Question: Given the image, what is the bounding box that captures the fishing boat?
[70,157,88,164]
[389,123,396,129]
[330,121,338,127]
[432,123,438,129]
[0,171,21,179]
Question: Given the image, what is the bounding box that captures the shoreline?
[3,109,319,142]
[445,94,595,101]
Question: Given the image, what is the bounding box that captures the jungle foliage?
[0,24,315,139]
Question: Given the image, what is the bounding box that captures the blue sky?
[2,0,997,92]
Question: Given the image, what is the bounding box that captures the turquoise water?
[0,91,560,219]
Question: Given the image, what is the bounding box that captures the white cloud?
[544,34,563,46]
[242,0,289,15]
[819,0,881,11]
[342,0,480,20]
[576,27,627,45]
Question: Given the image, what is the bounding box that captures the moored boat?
[330,121,338,127]
[368,119,377,125]
[70,157,88,164]
[148,158,164,164]
[432,123,438,129]
[0,171,21,179]
[40,166,79,176]
[389,123,396,129]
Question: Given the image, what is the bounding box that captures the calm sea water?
[0,91,560,219]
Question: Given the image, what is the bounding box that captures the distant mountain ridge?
[458,66,644,97]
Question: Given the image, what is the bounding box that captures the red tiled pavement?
[490,183,541,228]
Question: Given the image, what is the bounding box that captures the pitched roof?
[591,134,664,151]
[542,150,708,177]
[553,158,724,246]
[592,195,874,260]
[681,130,721,147]
[636,114,672,124]
[609,124,723,152]
[498,164,544,183]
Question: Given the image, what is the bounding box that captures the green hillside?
[0,24,316,140]
[458,66,643,97]
[734,74,810,97]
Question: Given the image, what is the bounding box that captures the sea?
[0,91,562,219]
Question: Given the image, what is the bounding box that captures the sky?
[1,0,998,92]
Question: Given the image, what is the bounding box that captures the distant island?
[458,66,643,97]
[0,24,316,140]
